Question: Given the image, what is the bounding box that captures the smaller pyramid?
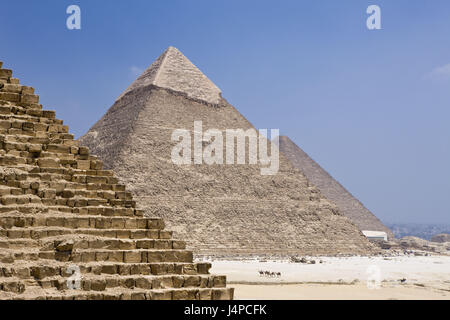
[118,47,222,105]
[276,136,394,239]
[0,60,233,300]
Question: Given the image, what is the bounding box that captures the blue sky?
[1,0,449,224]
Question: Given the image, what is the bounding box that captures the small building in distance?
[362,231,388,242]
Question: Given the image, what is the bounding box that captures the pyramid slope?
[118,47,222,105]
[80,48,377,257]
[0,61,233,300]
[276,136,394,239]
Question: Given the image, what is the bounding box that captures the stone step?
[0,120,64,137]
[0,132,74,146]
[0,238,39,249]
[0,189,135,208]
[0,104,56,121]
[0,116,60,130]
[1,261,212,280]
[0,166,123,184]
[6,168,118,183]
[0,185,23,196]
[0,278,26,294]
[0,250,36,263]
[2,287,234,300]
[0,154,27,166]
[0,270,230,299]
[57,189,133,201]
[0,227,172,240]
[40,236,184,251]
[0,126,67,138]
[43,261,211,277]
[0,194,134,208]
[57,249,193,264]
[0,169,125,189]
[0,248,193,264]
[0,67,10,79]
[35,274,225,292]
[0,79,19,85]
[0,148,100,166]
[0,83,34,95]
[0,188,132,203]
[0,154,74,167]
[1,178,127,196]
[0,157,107,173]
[0,91,39,104]
[0,174,125,191]
[0,237,185,251]
[0,150,76,163]
[0,205,143,217]
[0,214,164,230]
[0,194,43,205]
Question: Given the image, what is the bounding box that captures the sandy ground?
[207,256,450,300]
[231,284,449,300]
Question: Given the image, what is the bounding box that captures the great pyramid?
[0,61,233,300]
[276,136,394,239]
[80,47,376,256]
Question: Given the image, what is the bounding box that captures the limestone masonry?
[275,136,394,239]
[118,47,222,104]
[80,47,377,256]
[0,60,233,300]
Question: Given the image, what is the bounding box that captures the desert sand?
[207,255,450,300]
[231,284,449,300]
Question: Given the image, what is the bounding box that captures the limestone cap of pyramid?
[118,46,222,105]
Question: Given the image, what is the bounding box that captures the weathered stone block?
[149,291,172,300]
[124,251,142,263]
[0,69,12,80]
[90,280,107,291]
[212,288,234,300]
[173,289,197,300]
[37,158,59,168]
[20,94,39,104]
[199,289,212,300]
[135,278,152,289]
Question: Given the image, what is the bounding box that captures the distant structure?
[0,61,233,300]
[389,223,450,240]
[80,47,376,257]
[362,231,388,242]
[275,136,394,239]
